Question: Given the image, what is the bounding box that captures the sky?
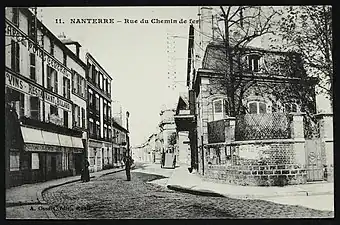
[38,7,198,146]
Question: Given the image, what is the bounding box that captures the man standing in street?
[125,155,131,181]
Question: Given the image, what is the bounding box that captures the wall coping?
[205,138,305,147]
[314,113,333,118]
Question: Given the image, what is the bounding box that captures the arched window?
[213,98,229,120]
[247,101,267,114]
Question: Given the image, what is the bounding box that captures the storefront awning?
[42,131,61,146]
[58,134,73,148]
[71,137,84,148]
[21,127,44,145]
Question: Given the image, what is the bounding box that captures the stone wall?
[203,140,307,186]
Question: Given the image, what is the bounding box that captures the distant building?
[111,118,129,168]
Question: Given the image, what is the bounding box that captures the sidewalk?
[6,167,126,219]
[166,166,334,211]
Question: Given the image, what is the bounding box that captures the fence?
[235,113,291,141]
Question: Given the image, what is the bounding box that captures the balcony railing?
[20,116,83,137]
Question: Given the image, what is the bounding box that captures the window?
[108,82,111,96]
[99,72,103,88]
[72,72,76,93]
[213,99,229,121]
[50,105,58,116]
[77,74,81,95]
[11,40,20,73]
[29,53,36,81]
[31,153,39,170]
[103,101,107,118]
[284,103,298,113]
[249,102,257,114]
[10,150,20,171]
[108,104,111,119]
[50,41,54,55]
[63,77,70,99]
[91,65,96,83]
[79,77,84,97]
[12,8,19,26]
[247,101,267,114]
[96,122,100,137]
[248,55,260,72]
[89,119,94,135]
[28,15,36,40]
[63,52,67,66]
[96,96,100,112]
[108,127,112,140]
[77,106,80,126]
[30,96,39,120]
[18,93,25,118]
[47,66,57,92]
[63,110,69,127]
[104,126,107,139]
[82,108,85,128]
[89,91,93,108]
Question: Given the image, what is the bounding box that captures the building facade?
[175,7,331,186]
[5,7,86,188]
[85,53,113,172]
[111,119,128,168]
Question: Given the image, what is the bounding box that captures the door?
[74,153,82,175]
[305,139,323,182]
[51,155,57,179]
[102,148,104,168]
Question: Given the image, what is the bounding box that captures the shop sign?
[5,20,71,78]
[5,71,43,99]
[25,143,61,152]
[44,92,71,111]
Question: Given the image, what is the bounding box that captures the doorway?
[305,139,324,182]
[51,155,57,179]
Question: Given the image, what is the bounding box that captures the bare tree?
[206,6,279,116]
[271,5,333,108]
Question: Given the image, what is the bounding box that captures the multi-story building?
[85,53,113,172]
[5,7,86,188]
[111,118,129,168]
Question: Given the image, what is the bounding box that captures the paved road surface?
[42,170,333,219]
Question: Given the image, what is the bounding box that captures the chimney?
[58,32,82,58]
[196,6,214,68]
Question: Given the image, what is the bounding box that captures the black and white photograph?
[5,5,334,219]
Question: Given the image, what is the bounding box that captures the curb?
[167,184,334,199]
[167,185,225,197]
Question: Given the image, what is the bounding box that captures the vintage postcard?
[5,6,333,219]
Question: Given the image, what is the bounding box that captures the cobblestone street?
[42,170,334,219]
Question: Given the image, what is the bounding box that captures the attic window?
[248,54,261,72]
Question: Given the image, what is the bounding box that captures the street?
[42,169,334,219]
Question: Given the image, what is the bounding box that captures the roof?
[86,52,112,80]
[202,42,303,76]
[111,119,129,133]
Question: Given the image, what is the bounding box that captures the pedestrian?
[125,155,132,181]
[161,152,165,168]
[172,155,176,168]
[81,159,90,182]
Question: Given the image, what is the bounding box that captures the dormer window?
[248,54,261,72]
